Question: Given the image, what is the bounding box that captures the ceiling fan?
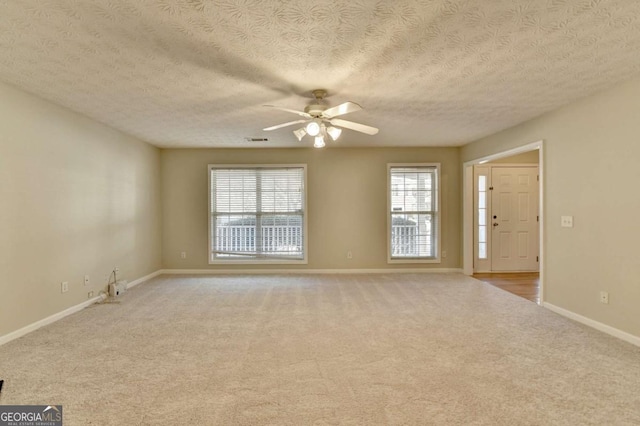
[262,89,378,148]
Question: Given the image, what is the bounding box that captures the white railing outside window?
[391,224,418,256]
[215,223,303,257]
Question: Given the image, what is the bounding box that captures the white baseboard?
[125,269,164,290]
[160,268,463,275]
[543,302,640,348]
[0,294,105,346]
[0,269,163,347]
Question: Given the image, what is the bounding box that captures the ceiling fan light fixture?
[293,127,307,141]
[306,120,321,136]
[262,90,379,146]
[326,126,342,141]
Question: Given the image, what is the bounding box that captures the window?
[477,175,488,259]
[388,164,440,262]
[209,165,306,263]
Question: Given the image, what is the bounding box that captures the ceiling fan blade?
[330,118,379,135]
[263,119,308,131]
[263,105,311,118]
[322,101,362,119]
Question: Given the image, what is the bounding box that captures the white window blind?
[389,165,439,260]
[209,166,306,262]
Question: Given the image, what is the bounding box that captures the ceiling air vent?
[245,137,269,142]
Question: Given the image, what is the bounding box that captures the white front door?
[491,167,539,271]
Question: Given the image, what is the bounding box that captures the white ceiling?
[1,1,640,148]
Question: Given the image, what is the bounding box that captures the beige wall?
[161,147,461,270]
[0,82,162,337]
[462,75,640,338]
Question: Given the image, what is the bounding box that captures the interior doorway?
[462,140,544,303]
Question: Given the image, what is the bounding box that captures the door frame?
[463,140,545,303]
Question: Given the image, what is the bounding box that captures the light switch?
[561,216,573,228]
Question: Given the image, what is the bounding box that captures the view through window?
[209,166,306,262]
[389,165,439,261]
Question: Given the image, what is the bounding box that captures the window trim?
[387,163,441,264]
[208,164,308,265]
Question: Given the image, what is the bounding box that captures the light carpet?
[0,274,639,425]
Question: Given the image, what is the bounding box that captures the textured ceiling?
[1,1,640,148]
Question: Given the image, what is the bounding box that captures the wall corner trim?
[543,302,640,348]
[0,269,163,347]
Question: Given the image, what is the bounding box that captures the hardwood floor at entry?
[473,272,540,304]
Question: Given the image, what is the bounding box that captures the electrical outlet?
[84,275,90,286]
[181,251,187,259]
[600,291,609,304]
[114,267,120,273]
[61,281,69,293]
[442,250,447,258]
[561,216,573,228]
[347,250,353,259]
[88,291,94,299]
